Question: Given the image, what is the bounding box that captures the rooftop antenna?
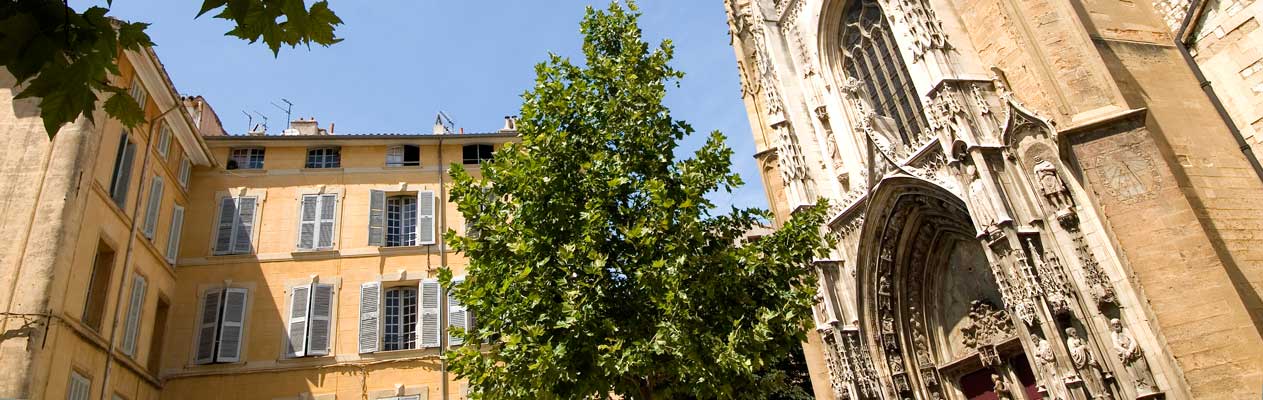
[271,98,294,128]
[241,111,253,134]
[436,111,457,133]
[252,111,270,133]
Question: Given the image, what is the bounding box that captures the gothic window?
[840,0,929,145]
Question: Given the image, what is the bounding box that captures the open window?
[462,144,494,165]
[367,190,435,247]
[358,279,443,353]
[285,282,335,357]
[386,145,421,167]
[227,148,265,170]
[193,287,250,364]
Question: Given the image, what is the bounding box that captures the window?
[368,191,436,247]
[142,176,164,239]
[285,282,334,357]
[358,280,442,353]
[227,148,265,170]
[839,0,929,145]
[177,158,191,188]
[109,131,138,208]
[147,297,169,373]
[386,195,416,247]
[213,195,258,255]
[156,123,172,159]
[129,80,148,110]
[386,145,420,166]
[380,397,420,400]
[462,144,494,165]
[82,240,116,331]
[166,205,184,264]
[383,287,418,351]
[67,370,91,400]
[297,194,338,250]
[306,147,341,168]
[121,274,147,356]
[194,287,249,364]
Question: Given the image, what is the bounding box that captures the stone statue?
[966,163,998,231]
[1065,327,1095,370]
[1034,160,1072,210]
[1110,318,1158,394]
[991,373,1013,400]
[1034,336,1057,391]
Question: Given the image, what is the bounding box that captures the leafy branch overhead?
[443,2,830,399]
[0,0,343,138]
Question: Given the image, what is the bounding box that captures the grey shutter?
[67,371,91,400]
[214,198,236,255]
[286,285,311,357]
[158,124,172,158]
[318,194,337,249]
[112,140,137,207]
[307,283,334,356]
[194,289,222,364]
[232,197,256,254]
[419,279,441,348]
[166,205,184,264]
[121,274,147,356]
[368,190,385,246]
[298,195,318,250]
[358,282,381,353]
[216,288,248,362]
[143,176,164,238]
[448,277,467,346]
[417,191,436,245]
[178,158,191,188]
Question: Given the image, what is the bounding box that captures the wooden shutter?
[286,285,311,358]
[143,176,164,238]
[448,277,468,346]
[419,279,442,348]
[417,191,436,245]
[318,194,337,249]
[194,289,222,364]
[368,190,386,246]
[121,274,147,356]
[232,197,256,254]
[67,371,91,400]
[307,283,334,356]
[358,282,381,353]
[298,195,318,250]
[166,205,184,264]
[214,198,236,255]
[215,288,248,363]
[158,124,172,158]
[112,140,136,206]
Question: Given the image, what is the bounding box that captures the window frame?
[211,190,265,256]
[283,279,338,358]
[177,157,191,189]
[120,272,148,357]
[305,147,342,169]
[129,80,148,111]
[82,239,117,332]
[142,175,164,239]
[461,144,494,165]
[67,370,92,400]
[227,147,265,170]
[295,190,342,251]
[109,130,138,209]
[156,123,172,159]
[381,285,419,351]
[837,0,929,146]
[191,285,252,365]
[385,145,421,167]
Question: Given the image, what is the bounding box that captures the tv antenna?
[436,111,457,133]
[241,111,253,134]
[271,98,294,128]
[252,111,270,133]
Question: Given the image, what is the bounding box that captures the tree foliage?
[0,0,342,137]
[442,3,829,399]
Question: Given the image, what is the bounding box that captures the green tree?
[0,0,342,137]
[442,3,828,399]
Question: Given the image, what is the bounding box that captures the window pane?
[386,196,418,247]
[839,0,928,145]
[383,287,418,351]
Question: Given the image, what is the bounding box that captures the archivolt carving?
[960,299,1014,365]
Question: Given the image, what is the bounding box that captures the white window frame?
[211,189,266,256]
[294,187,343,252]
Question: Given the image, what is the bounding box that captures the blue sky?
[81,0,768,211]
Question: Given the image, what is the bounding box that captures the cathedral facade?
[724,0,1263,399]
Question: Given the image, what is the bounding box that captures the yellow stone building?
[1,45,514,400]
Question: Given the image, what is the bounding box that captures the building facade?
[724,0,1263,399]
[1,46,515,399]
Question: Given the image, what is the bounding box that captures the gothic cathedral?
[724,0,1263,399]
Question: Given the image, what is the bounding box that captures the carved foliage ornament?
[881,0,949,60]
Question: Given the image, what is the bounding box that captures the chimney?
[286,117,325,136]
[500,115,518,132]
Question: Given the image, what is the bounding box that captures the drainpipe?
[99,104,182,400]
[438,135,450,400]
[1174,0,1263,185]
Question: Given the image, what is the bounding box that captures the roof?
[202,131,520,146]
